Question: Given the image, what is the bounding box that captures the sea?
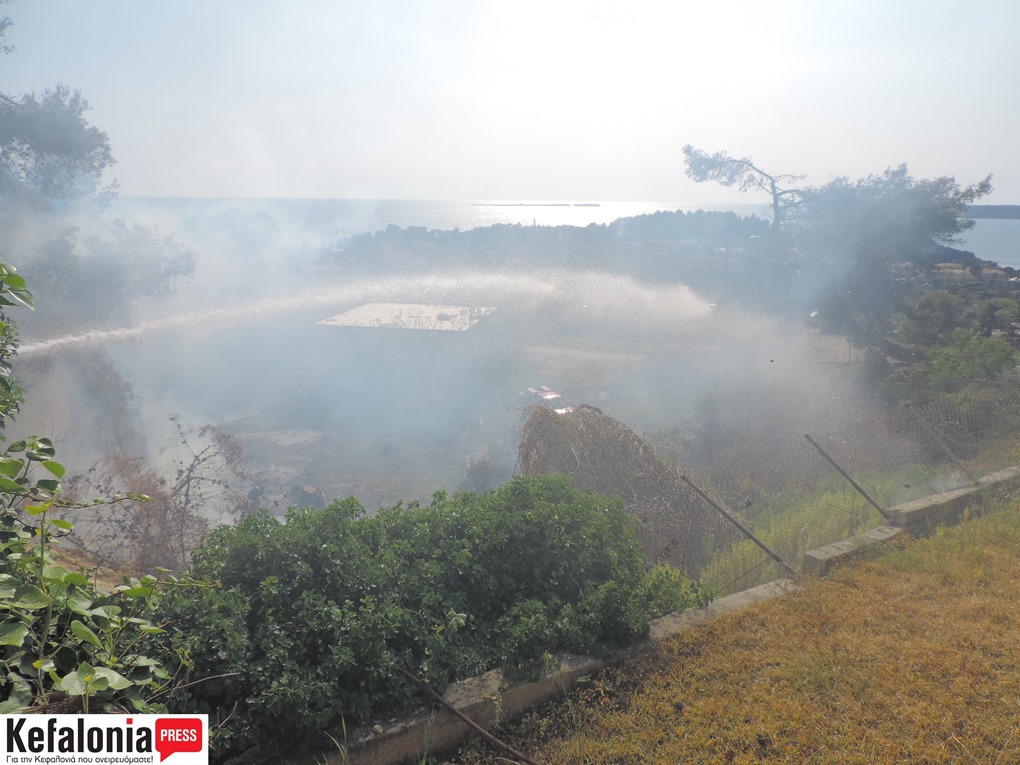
[112,197,1020,270]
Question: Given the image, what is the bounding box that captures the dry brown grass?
[518,404,733,574]
[448,502,1020,764]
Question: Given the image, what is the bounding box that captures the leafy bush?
[0,265,179,716]
[0,436,179,715]
[638,563,713,617]
[930,328,1016,391]
[154,475,706,760]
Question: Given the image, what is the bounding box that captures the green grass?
[699,461,996,595]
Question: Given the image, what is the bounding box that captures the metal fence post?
[804,434,892,521]
[680,475,798,578]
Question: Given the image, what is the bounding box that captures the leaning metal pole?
[804,434,892,521]
[680,475,798,577]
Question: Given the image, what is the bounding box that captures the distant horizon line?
[111,195,1020,209]
[114,195,762,206]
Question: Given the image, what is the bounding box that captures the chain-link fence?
[689,390,1020,595]
[517,381,1020,597]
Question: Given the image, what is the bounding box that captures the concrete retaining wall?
[805,465,1020,575]
[227,465,1020,765]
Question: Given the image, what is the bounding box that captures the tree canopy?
[682,144,995,333]
[682,144,803,229]
[794,164,993,332]
[0,85,114,203]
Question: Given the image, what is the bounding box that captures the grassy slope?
[448,500,1020,764]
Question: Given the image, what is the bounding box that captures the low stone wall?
[228,465,1020,765]
[889,466,1020,534]
[805,465,1020,575]
[803,525,904,575]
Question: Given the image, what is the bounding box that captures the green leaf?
[6,440,26,453]
[11,584,51,609]
[124,655,161,668]
[4,670,32,705]
[92,667,132,690]
[24,504,49,516]
[139,625,166,635]
[0,699,23,714]
[0,458,23,477]
[55,670,86,696]
[0,475,25,492]
[62,572,90,586]
[50,519,73,531]
[0,573,21,597]
[120,586,155,599]
[41,461,65,479]
[71,620,104,649]
[66,590,93,615]
[4,288,33,311]
[52,645,78,674]
[35,479,60,493]
[43,565,72,581]
[0,622,28,646]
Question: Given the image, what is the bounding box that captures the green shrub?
[0,442,176,714]
[638,563,713,617]
[930,329,1016,391]
[154,475,705,761]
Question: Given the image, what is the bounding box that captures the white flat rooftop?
[317,302,494,331]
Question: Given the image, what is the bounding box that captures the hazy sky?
[4,0,1018,202]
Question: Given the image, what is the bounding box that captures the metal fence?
[683,391,1020,595]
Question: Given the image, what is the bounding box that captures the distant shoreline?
[968,204,1020,219]
[472,202,601,208]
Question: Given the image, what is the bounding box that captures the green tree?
[798,165,992,261]
[682,144,803,230]
[798,166,992,333]
[899,291,965,347]
[978,297,1020,337]
[930,328,1016,391]
[0,7,193,331]
[0,0,13,56]
[0,85,114,203]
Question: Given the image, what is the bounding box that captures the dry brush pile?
[517,404,733,575]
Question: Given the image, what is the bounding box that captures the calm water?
[960,218,1020,269]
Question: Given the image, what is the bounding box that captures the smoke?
[9,199,877,513]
